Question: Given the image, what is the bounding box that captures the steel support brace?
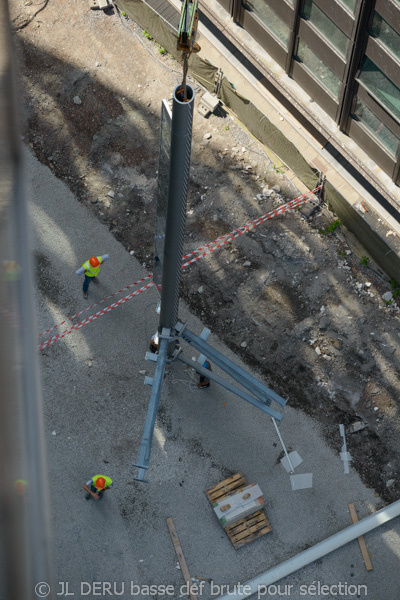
[133,334,170,482]
[175,322,287,408]
[177,354,284,421]
[216,499,400,600]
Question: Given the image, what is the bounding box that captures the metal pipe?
[216,499,400,600]
[159,85,195,335]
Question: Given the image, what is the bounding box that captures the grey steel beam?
[177,354,284,421]
[133,334,170,482]
[216,499,400,600]
[159,85,195,335]
[175,322,287,408]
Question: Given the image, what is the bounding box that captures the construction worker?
[198,358,212,389]
[83,474,113,501]
[76,254,109,299]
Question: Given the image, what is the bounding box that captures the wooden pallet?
[205,472,272,549]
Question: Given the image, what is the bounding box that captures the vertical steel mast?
[159,84,195,335]
[133,84,195,481]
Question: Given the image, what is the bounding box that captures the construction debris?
[290,473,313,491]
[339,424,351,474]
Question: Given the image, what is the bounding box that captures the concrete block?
[201,91,220,113]
[213,484,262,516]
[213,484,264,526]
[300,200,320,218]
[88,0,99,9]
[219,497,264,528]
[97,0,110,9]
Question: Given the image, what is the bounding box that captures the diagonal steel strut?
[175,322,287,410]
[132,333,170,482]
[177,354,284,420]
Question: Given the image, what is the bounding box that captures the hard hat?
[89,256,100,268]
[95,477,106,489]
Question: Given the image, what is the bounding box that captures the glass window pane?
[303,0,349,57]
[338,0,356,12]
[358,58,400,121]
[370,12,400,60]
[243,0,290,47]
[352,97,399,156]
[297,40,341,98]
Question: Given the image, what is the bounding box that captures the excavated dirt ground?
[11,0,400,503]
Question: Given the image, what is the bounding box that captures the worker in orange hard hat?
[76,254,109,299]
[83,474,113,501]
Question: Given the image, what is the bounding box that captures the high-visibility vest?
[82,256,103,277]
[92,474,113,489]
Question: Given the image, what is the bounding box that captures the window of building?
[338,0,356,12]
[358,58,400,121]
[243,0,290,46]
[352,97,399,156]
[370,12,400,60]
[303,0,349,57]
[297,40,341,97]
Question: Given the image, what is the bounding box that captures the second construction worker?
[76,254,109,299]
[83,474,113,500]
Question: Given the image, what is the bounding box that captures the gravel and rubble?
[10,0,400,505]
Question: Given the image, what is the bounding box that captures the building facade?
[215,0,400,186]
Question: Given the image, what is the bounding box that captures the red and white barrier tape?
[37,274,153,338]
[37,281,155,351]
[38,187,321,351]
[181,187,321,268]
[181,187,320,263]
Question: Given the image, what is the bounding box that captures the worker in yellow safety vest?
[83,474,113,501]
[76,254,109,299]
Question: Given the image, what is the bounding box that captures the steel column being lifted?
[216,499,400,600]
[134,84,195,481]
[159,84,195,335]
